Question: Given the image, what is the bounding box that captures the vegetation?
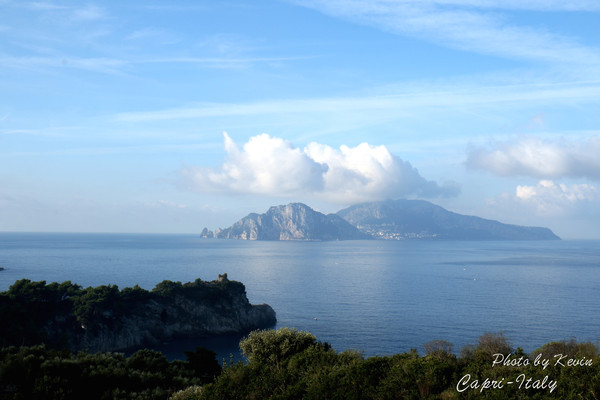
[0,344,220,400]
[173,328,599,400]
[1,328,598,399]
[0,278,245,350]
[2,280,598,399]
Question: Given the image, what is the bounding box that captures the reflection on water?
[1,233,599,361]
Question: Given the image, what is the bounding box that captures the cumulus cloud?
[466,136,600,180]
[492,179,598,216]
[181,132,459,203]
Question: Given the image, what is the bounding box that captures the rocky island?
[205,203,370,241]
[0,274,276,352]
[201,199,560,241]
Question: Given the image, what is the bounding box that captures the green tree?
[239,327,317,367]
[184,346,222,382]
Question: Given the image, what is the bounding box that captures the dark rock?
[200,228,214,238]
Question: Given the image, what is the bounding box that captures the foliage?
[194,328,600,400]
[169,385,204,400]
[239,327,317,366]
[0,278,240,349]
[0,280,82,347]
[72,284,122,327]
[3,278,599,400]
[183,347,222,382]
[2,327,599,399]
[0,345,219,400]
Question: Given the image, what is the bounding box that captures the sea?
[1,232,599,363]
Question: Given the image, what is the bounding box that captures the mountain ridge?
[337,199,560,240]
[201,200,560,241]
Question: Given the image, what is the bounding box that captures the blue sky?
[1,0,600,238]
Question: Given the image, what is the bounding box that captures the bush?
[239,327,317,366]
[169,386,203,400]
[196,330,600,400]
[0,344,218,400]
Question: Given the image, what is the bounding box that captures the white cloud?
[1,56,127,75]
[125,29,181,45]
[293,0,600,66]
[511,179,598,215]
[182,133,328,196]
[114,79,600,123]
[181,132,459,203]
[480,179,600,237]
[27,2,69,11]
[25,2,106,21]
[405,1,600,11]
[466,136,600,180]
[70,4,106,21]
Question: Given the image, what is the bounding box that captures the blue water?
[1,233,599,361]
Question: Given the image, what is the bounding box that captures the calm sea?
[1,232,599,361]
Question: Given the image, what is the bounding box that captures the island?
[338,199,560,240]
[0,274,276,352]
[206,203,370,241]
[201,199,560,241]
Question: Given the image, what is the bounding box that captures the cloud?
[183,133,328,196]
[1,56,127,75]
[125,28,181,45]
[493,179,599,216]
[25,2,107,21]
[27,2,69,11]
[466,136,600,180]
[115,82,600,126]
[71,4,106,21]
[292,0,600,66]
[181,132,459,203]
[1,54,309,75]
[409,1,600,11]
[114,79,600,123]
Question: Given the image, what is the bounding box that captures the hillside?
[337,199,560,240]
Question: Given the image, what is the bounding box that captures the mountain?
[210,203,370,241]
[337,199,560,240]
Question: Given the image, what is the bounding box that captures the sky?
[1,0,600,239]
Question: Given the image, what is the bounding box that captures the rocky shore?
[0,274,276,353]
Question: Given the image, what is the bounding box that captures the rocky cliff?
[0,275,276,353]
[210,203,370,241]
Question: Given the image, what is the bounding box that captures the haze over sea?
[1,233,599,361]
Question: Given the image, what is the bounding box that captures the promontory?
[0,274,276,352]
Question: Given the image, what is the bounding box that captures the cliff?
[337,199,560,240]
[211,203,370,241]
[203,200,559,241]
[0,275,276,353]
